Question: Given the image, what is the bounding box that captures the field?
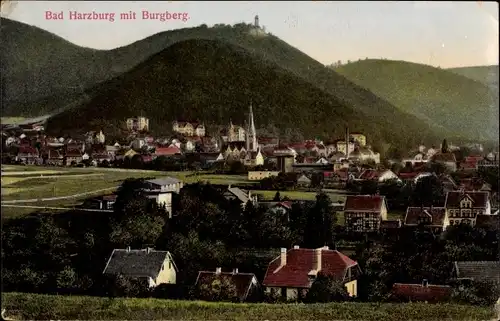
[1,292,495,321]
[1,165,348,219]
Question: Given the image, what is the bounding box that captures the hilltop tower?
[254,15,260,28]
[246,100,258,152]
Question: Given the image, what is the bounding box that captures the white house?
[103,247,178,288]
[142,177,184,217]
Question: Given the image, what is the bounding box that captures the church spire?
[247,99,258,152]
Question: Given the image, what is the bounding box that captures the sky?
[2,1,499,68]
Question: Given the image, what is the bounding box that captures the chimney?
[293,245,300,249]
[126,246,131,252]
[215,267,222,274]
[314,248,322,272]
[422,279,429,287]
[280,248,287,266]
[232,268,239,274]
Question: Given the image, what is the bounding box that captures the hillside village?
[1,6,500,320]
[2,103,499,309]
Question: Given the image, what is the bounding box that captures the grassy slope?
[448,65,499,89]
[4,20,439,147]
[45,39,435,149]
[2,292,495,321]
[334,59,499,141]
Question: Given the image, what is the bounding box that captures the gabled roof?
[358,169,380,180]
[344,195,385,212]
[155,146,181,155]
[262,248,357,288]
[453,261,500,283]
[391,283,452,302]
[444,191,489,208]
[103,248,177,278]
[404,207,446,226]
[195,271,257,301]
[227,187,250,203]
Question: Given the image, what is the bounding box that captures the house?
[444,191,491,227]
[16,145,39,164]
[402,152,428,166]
[223,186,257,207]
[344,195,388,233]
[65,150,83,165]
[380,219,402,234]
[83,194,117,211]
[357,169,399,183]
[248,171,280,181]
[130,138,147,150]
[335,140,355,156]
[244,149,265,166]
[262,246,361,301]
[452,261,500,284]
[266,201,293,220]
[398,172,433,184]
[194,268,259,302]
[431,153,457,172]
[391,280,452,303]
[457,178,491,192]
[126,116,149,132]
[350,133,366,146]
[154,146,182,157]
[439,174,458,193]
[404,207,448,232]
[44,148,64,166]
[142,177,184,217]
[349,147,380,164]
[103,247,177,288]
[296,174,312,188]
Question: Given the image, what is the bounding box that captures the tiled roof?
[195,271,257,301]
[445,191,489,208]
[404,207,446,226]
[102,194,117,201]
[262,248,357,288]
[103,248,176,278]
[454,261,500,283]
[344,195,385,212]
[155,146,181,155]
[391,283,452,302]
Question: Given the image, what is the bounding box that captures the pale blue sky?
[3,1,499,68]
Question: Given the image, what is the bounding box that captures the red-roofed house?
[344,195,388,233]
[154,146,182,157]
[444,191,492,227]
[404,207,448,232]
[16,145,39,164]
[262,246,361,301]
[391,281,452,303]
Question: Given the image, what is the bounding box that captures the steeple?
[246,99,258,152]
[254,15,260,28]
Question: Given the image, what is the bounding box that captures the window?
[365,213,370,218]
[169,261,172,269]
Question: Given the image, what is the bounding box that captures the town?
[2,102,499,318]
[2,1,499,320]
